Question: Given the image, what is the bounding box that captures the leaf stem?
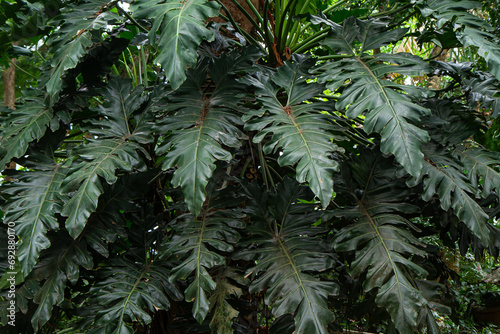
[116,3,149,33]
[292,29,330,53]
[244,0,264,24]
[127,48,138,86]
[7,58,37,79]
[227,0,265,37]
[217,3,263,49]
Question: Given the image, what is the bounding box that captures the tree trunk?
[428,46,449,90]
[211,0,260,36]
[3,59,16,180]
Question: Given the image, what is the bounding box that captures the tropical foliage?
[1,0,500,333]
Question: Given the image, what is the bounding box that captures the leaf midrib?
[25,165,62,274]
[286,108,322,182]
[423,159,488,239]
[358,203,405,307]
[356,58,410,159]
[1,108,52,166]
[118,267,148,328]
[67,140,127,234]
[276,237,322,330]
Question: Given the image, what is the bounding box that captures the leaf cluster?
[1,1,500,334]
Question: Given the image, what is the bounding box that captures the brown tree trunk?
[428,46,449,90]
[211,0,260,36]
[3,59,16,180]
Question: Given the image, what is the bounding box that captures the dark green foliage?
[243,58,343,207]
[0,92,59,170]
[154,58,247,216]
[238,178,338,333]
[318,17,432,178]
[42,0,120,99]
[132,0,220,90]
[160,184,245,323]
[334,149,428,332]
[1,0,500,333]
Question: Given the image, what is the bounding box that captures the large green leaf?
[90,76,150,143]
[42,0,118,98]
[0,93,58,171]
[91,78,146,138]
[1,153,68,278]
[160,187,245,323]
[408,144,490,242]
[242,58,343,207]
[417,0,500,81]
[84,173,151,258]
[318,17,431,178]
[31,269,66,332]
[238,178,338,334]
[335,215,428,331]
[455,147,500,200]
[30,235,93,332]
[460,28,500,81]
[154,60,246,216]
[61,76,149,238]
[333,148,429,333]
[90,259,181,334]
[61,139,146,238]
[132,0,220,90]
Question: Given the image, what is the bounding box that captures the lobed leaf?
[240,178,338,334]
[0,94,58,171]
[161,188,245,323]
[455,147,500,200]
[418,0,500,81]
[61,139,146,238]
[91,259,181,333]
[31,269,66,332]
[30,236,93,331]
[243,59,343,207]
[90,77,148,140]
[408,144,489,242]
[333,149,430,332]
[155,61,246,216]
[318,17,431,178]
[132,0,220,90]
[2,163,68,278]
[43,1,118,97]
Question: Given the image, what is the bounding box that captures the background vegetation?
[1,0,500,333]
